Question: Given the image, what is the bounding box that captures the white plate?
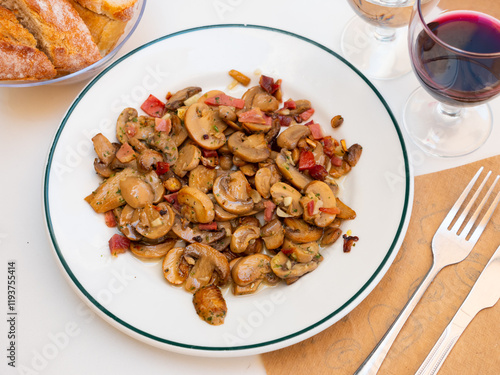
[44,25,413,357]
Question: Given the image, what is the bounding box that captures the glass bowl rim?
[0,0,147,88]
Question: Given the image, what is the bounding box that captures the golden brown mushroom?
[184,102,226,150]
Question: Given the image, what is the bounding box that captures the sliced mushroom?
[213,203,238,221]
[230,225,260,254]
[85,168,136,213]
[260,218,284,250]
[183,243,230,293]
[165,86,202,111]
[240,86,278,112]
[300,180,337,227]
[275,153,312,192]
[144,170,165,204]
[184,102,226,150]
[129,238,176,259]
[212,172,254,215]
[116,204,142,241]
[192,285,227,325]
[92,133,116,165]
[188,165,217,193]
[227,132,270,163]
[116,107,138,144]
[149,132,178,165]
[120,176,154,209]
[231,254,278,295]
[283,217,323,243]
[172,144,201,178]
[170,115,189,147]
[270,182,303,217]
[270,251,319,280]
[177,187,215,224]
[320,226,343,247]
[276,125,311,150]
[281,238,321,263]
[137,148,164,172]
[336,198,357,220]
[163,247,189,285]
[254,167,272,199]
[171,216,225,244]
[134,203,175,240]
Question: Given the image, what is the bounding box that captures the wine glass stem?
[374,27,396,42]
[438,103,463,117]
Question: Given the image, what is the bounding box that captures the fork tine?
[468,187,500,244]
[439,167,484,230]
[450,170,492,234]
[460,175,499,238]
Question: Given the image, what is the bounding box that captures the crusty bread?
[69,0,126,56]
[0,0,102,73]
[73,0,137,22]
[0,5,56,80]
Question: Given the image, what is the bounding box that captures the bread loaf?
[73,0,137,22]
[69,0,126,56]
[0,5,56,80]
[1,0,102,74]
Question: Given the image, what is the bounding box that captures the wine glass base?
[403,87,493,158]
[340,16,412,80]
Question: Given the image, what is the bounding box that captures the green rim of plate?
[44,24,411,353]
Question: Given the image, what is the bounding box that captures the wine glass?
[404,0,500,157]
[341,0,415,80]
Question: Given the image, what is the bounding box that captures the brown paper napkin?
[262,155,500,375]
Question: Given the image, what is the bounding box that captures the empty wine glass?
[404,0,500,157]
[341,0,415,79]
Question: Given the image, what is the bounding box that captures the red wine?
[411,11,500,106]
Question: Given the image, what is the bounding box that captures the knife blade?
[416,244,500,375]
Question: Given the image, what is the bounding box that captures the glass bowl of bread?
[0,0,146,87]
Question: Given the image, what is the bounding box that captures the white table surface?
[1,1,499,374]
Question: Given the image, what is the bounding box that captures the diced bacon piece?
[202,149,218,158]
[116,142,136,163]
[198,222,218,231]
[155,117,171,133]
[109,234,130,257]
[278,115,292,127]
[322,136,337,157]
[308,165,328,181]
[238,108,267,124]
[260,75,275,93]
[104,211,117,228]
[283,99,296,110]
[204,93,245,109]
[164,192,181,211]
[300,108,315,122]
[319,207,341,215]
[306,122,324,140]
[331,155,343,167]
[263,200,276,222]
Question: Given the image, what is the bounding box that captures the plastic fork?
[355,167,500,375]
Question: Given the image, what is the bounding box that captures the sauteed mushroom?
[177,187,215,224]
[212,171,254,215]
[227,132,270,163]
[184,103,226,150]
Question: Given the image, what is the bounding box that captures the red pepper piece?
[298,150,316,171]
[281,248,294,256]
[140,94,166,118]
[198,222,218,231]
[202,149,218,158]
[155,162,170,175]
[307,200,315,216]
[204,93,245,109]
[319,207,341,215]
